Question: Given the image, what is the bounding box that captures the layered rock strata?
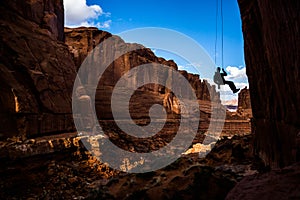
[0,0,76,138]
[64,27,221,105]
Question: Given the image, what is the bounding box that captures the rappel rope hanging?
[221,0,224,70]
[213,0,224,89]
[214,0,224,70]
[213,0,240,93]
[214,0,219,66]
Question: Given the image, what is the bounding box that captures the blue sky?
[64,0,248,103]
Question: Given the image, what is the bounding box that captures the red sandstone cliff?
[0,0,76,138]
[64,27,229,144]
[237,87,252,118]
[64,27,221,104]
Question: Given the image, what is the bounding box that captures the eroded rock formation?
[0,0,76,138]
[237,87,252,118]
[64,27,221,104]
[64,27,253,141]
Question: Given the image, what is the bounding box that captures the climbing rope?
[221,0,224,69]
[214,0,224,69]
[214,0,218,65]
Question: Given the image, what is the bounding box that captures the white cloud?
[79,20,112,29]
[225,66,248,83]
[219,82,249,102]
[64,0,111,29]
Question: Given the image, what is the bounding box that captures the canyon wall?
[65,27,221,122]
[64,27,220,104]
[1,0,65,41]
[0,0,76,138]
[238,0,300,167]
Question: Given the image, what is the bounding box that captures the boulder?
[226,163,300,200]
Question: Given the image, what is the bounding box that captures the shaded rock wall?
[238,0,300,167]
[1,0,65,41]
[0,0,76,138]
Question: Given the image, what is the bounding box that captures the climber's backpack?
[213,71,224,89]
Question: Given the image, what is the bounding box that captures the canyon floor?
[0,129,264,199]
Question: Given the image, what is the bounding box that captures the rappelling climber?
[214,67,240,93]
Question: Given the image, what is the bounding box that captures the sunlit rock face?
[237,87,252,118]
[64,27,221,106]
[238,0,300,168]
[0,0,77,138]
[64,27,223,138]
[64,27,226,153]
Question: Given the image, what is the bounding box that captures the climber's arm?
[221,68,227,76]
